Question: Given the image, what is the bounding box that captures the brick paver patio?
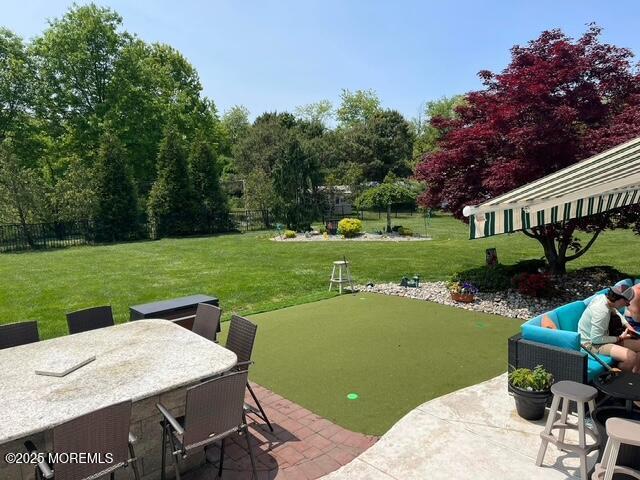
[185,382,378,480]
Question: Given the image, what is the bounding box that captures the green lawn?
[226,293,521,435]
[0,214,638,339]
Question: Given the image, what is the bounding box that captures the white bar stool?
[592,417,640,480]
[329,260,354,294]
[536,380,600,480]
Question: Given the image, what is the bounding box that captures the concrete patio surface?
[322,373,599,480]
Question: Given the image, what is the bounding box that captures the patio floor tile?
[187,382,376,479]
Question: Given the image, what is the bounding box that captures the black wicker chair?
[0,321,39,349]
[157,369,257,480]
[192,303,222,343]
[226,315,274,432]
[24,400,140,480]
[66,306,115,334]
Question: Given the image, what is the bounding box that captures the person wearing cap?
[578,284,640,373]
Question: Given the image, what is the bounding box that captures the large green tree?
[295,100,333,126]
[0,29,33,142]
[244,169,276,226]
[0,140,47,245]
[272,131,318,230]
[336,89,381,127]
[234,112,320,228]
[147,126,198,237]
[108,41,218,192]
[234,112,294,177]
[31,4,127,164]
[94,132,139,241]
[221,105,250,154]
[355,177,417,232]
[342,109,414,181]
[219,104,250,196]
[189,132,228,230]
[0,4,226,228]
[412,96,464,162]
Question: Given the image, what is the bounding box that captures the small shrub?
[391,225,403,232]
[512,272,555,298]
[318,224,327,234]
[451,259,547,293]
[338,218,363,238]
[511,259,547,274]
[509,365,553,392]
[398,227,413,236]
[283,229,296,239]
[451,266,510,292]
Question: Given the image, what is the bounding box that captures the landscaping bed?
[358,266,633,319]
[271,232,430,241]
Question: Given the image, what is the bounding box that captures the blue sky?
[4,1,640,120]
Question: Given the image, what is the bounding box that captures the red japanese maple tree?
[415,25,640,274]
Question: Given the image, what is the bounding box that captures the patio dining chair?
[226,314,274,432]
[0,320,39,349]
[192,303,222,343]
[66,305,114,334]
[24,400,140,480]
[157,369,257,480]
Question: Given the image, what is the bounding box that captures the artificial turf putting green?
[221,292,522,436]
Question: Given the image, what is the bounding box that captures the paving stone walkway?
[185,382,378,480]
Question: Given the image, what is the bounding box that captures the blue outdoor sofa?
[508,278,639,385]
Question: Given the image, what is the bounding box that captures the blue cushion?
[555,301,587,332]
[522,323,580,351]
[587,355,616,382]
[635,279,640,285]
[525,315,543,327]
[524,312,559,328]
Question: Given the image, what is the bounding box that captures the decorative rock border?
[356,282,563,319]
[272,233,431,242]
[357,267,622,319]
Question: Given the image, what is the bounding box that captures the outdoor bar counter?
[0,319,237,480]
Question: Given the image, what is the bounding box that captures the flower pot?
[451,292,475,303]
[509,384,550,420]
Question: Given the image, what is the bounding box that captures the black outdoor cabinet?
[129,294,220,332]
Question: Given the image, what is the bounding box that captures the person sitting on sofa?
[579,285,640,372]
[623,284,640,333]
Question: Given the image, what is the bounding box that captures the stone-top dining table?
[0,319,237,480]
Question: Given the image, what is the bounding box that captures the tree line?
[5,6,628,274]
[0,4,230,241]
[221,90,433,231]
[0,4,444,238]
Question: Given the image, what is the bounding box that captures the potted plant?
[508,365,554,420]
[448,281,478,303]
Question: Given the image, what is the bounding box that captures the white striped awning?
[463,136,640,239]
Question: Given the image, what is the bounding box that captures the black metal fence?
[228,210,272,232]
[321,206,418,223]
[0,221,94,252]
[0,207,422,252]
[0,211,273,252]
